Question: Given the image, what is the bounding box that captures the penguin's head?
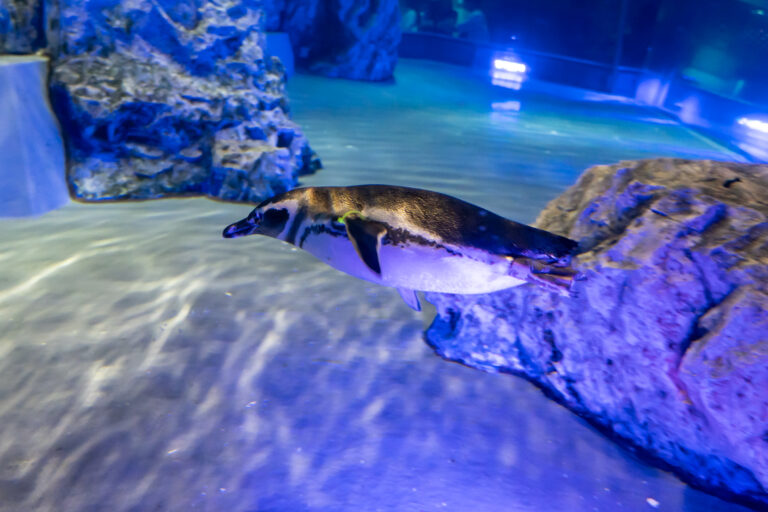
[222,199,292,240]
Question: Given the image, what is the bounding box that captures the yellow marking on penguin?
[337,210,365,224]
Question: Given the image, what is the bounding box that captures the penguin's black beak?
[222,218,254,238]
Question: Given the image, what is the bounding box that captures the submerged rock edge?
[425,158,768,509]
[47,0,321,203]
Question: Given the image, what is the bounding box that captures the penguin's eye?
[248,211,263,223]
[262,208,289,228]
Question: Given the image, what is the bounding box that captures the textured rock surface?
[265,0,400,81]
[425,159,768,508]
[49,0,319,202]
[0,0,43,53]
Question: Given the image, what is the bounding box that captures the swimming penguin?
[222,185,578,311]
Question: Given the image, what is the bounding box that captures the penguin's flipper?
[343,214,387,275]
[397,288,421,312]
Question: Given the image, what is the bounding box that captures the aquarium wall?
[642,0,768,159]
[645,0,767,105]
[0,55,68,216]
[1,1,68,216]
[400,0,768,161]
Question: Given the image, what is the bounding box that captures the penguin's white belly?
[378,244,527,293]
[301,235,526,294]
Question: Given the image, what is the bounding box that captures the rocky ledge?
[425,159,768,508]
[49,0,320,202]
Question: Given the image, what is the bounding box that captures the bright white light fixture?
[493,58,527,74]
[738,117,768,134]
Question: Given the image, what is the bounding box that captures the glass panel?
[644,0,768,104]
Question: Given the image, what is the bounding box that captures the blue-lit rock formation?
[264,0,400,81]
[49,0,320,202]
[0,0,44,53]
[425,159,768,508]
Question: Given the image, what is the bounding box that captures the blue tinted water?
[0,59,751,511]
[293,59,744,221]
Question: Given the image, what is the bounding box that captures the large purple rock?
[425,159,768,508]
[49,0,320,202]
[266,0,400,81]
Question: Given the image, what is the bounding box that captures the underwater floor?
[0,59,753,512]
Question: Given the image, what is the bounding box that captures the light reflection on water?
[0,60,751,511]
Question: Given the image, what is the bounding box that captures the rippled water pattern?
[0,60,750,511]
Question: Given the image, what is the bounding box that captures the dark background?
[402,0,768,105]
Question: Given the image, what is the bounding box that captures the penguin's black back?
[273,185,577,261]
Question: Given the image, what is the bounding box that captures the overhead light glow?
[493,58,527,74]
[738,117,768,134]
